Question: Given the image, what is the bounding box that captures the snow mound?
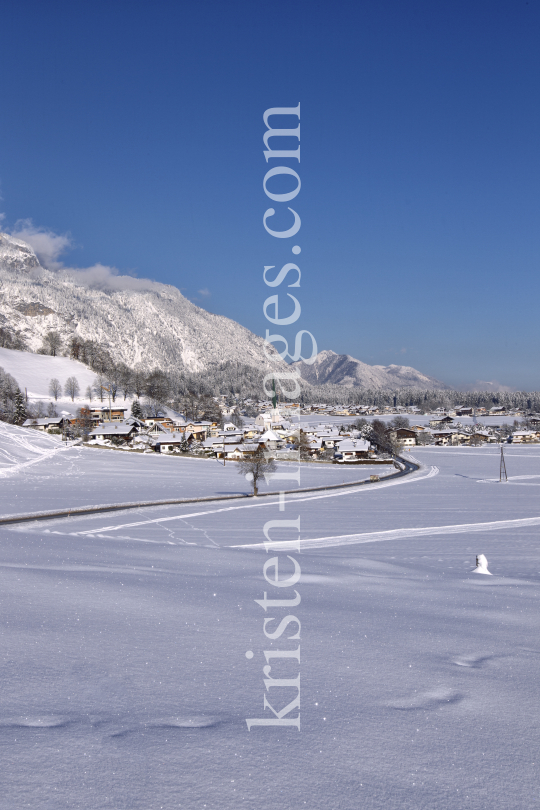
[473,553,492,575]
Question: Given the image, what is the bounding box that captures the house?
[144,421,172,436]
[469,430,497,444]
[23,417,66,432]
[89,422,138,443]
[201,437,221,452]
[388,428,417,448]
[258,429,283,451]
[90,406,128,423]
[455,407,474,416]
[226,443,260,460]
[335,438,371,461]
[452,431,473,445]
[316,430,341,449]
[145,416,175,428]
[184,421,212,440]
[217,430,244,442]
[511,430,538,444]
[242,425,262,440]
[429,416,454,428]
[153,431,193,453]
[431,430,455,446]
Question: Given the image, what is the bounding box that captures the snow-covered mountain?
[0,232,284,374]
[0,233,450,390]
[292,349,450,390]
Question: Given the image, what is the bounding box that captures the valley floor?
[0,425,539,809]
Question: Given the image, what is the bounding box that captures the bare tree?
[42,331,62,357]
[132,366,147,399]
[65,376,80,401]
[105,366,120,402]
[93,374,106,402]
[146,369,170,403]
[416,431,433,446]
[49,378,62,400]
[74,406,94,440]
[390,416,410,430]
[236,449,277,496]
[117,363,133,400]
[85,385,93,402]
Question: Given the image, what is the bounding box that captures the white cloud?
[65,264,163,292]
[9,219,72,270]
[7,219,162,292]
[198,287,210,297]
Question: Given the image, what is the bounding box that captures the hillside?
[0,232,285,375]
[0,346,98,399]
[1,232,450,391]
[293,349,450,391]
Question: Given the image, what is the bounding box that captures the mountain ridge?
[1,232,450,390]
[0,232,285,375]
[292,349,450,391]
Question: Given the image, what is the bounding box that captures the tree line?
[3,327,540,419]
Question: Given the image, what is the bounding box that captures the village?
[20,395,540,461]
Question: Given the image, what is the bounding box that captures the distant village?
[20,396,540,462]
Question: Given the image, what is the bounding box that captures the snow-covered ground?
[0,345,97,402]
[0,425,539,808]
[0,422,387,516]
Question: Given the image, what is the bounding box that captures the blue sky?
[1,1,540,389]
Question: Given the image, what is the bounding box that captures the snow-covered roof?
[90,423,136,436]
[23,417,63,426]
[259,429,280,441]
[337,439,370,452]
[154,433,192,444]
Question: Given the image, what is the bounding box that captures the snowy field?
[0,426,539,809]
[0,346,97,400]
[0,423,387,517]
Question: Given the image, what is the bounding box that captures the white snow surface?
[0,424,539,808]
[0,346,97,398]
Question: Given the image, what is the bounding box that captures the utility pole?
[500,444,508,482]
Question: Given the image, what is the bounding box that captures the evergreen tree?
[13,389,27,425]
[131,399,143,418]
[180,435,190,453]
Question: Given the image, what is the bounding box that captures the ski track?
[0,423,80,477]
[234,514,540,550]
[72,464,439,536]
